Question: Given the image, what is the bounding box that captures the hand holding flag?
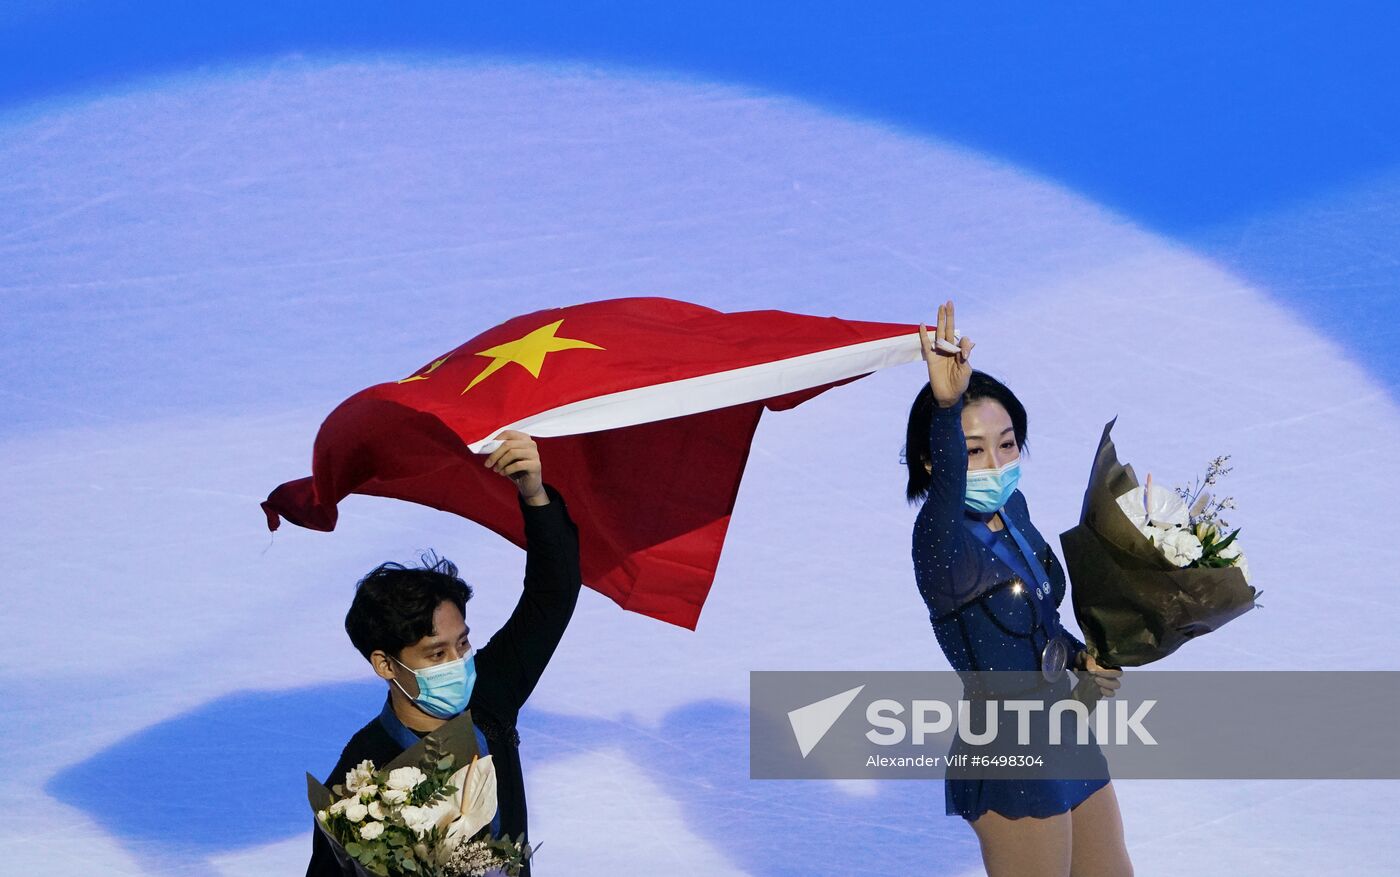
[481,431,547,506]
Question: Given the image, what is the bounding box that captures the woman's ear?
[924,461,933,474]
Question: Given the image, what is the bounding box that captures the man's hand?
[482,430,549,506]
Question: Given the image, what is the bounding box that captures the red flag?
[263,297,918,629]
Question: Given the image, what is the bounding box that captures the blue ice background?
[6,2,1398,872]
[44,685,977,874]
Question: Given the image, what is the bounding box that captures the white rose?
[386,766,427,792]
[1218,541,1251,584]
[356,784,378,801]
[368,800,387,821]
[1117,484,1190,530]
[359,820,385,841]
[344,802,368,823]
[328,798,351,816]
[400,804,437,837]
[316,810,329,824]
[380,788,408,806]
[1153,527,1203,567]
[344,759,376,793]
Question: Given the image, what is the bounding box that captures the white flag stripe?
[468,332,921,453]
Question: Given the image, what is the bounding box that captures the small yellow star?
[397,356,449,384]
[463,319,604,394]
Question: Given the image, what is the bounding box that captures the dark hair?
[344,552,473,661]
[903,370,1028,504]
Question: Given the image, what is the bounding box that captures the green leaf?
[437,754,454,771]
[344,842,363,857]
[400,858,419,873]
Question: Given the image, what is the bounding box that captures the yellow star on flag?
[463,319,605,394]
[397,356,449,384]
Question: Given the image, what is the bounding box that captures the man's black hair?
[344,552,473,660]
[903,370,1029,504]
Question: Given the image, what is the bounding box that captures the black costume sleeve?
[473,483,583,718]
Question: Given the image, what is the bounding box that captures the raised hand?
[482,430,549,505]
[919,299,975,408]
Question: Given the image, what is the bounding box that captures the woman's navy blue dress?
[912,399,1110,820]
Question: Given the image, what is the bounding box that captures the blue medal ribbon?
[963,508,1069,678]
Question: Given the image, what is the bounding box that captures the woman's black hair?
[904,370,1028,504]
[344,551,473,660]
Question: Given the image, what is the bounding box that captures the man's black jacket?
[307,484,581,876]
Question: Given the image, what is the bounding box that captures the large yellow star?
[462,319,604,394]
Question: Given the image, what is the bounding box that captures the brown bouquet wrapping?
[1059,419,1261,668]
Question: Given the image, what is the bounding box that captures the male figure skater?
[307,431,580,876]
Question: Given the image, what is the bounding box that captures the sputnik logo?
[787,685,865,758]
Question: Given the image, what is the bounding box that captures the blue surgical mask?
[965,458,1021,513]
[391,651,476,719]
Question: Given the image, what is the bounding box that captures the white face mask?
[965,458,1021,513]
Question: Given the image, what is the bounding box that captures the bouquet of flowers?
[307,711,531,877]
[1115,458,1250,582]
[1059,419,1261,668]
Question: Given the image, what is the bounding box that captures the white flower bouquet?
[1059,420,1261,668]
[1114,457,1250,582]
[307,711,531,877]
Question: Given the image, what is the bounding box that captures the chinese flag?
[263,297,918,629]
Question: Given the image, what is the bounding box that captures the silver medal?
[1041,637,1068,682]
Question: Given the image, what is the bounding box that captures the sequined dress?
[912,399,1110,820]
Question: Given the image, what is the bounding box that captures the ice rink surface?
[3,56,1398,875]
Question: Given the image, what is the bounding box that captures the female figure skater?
[910,300,1133,877]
